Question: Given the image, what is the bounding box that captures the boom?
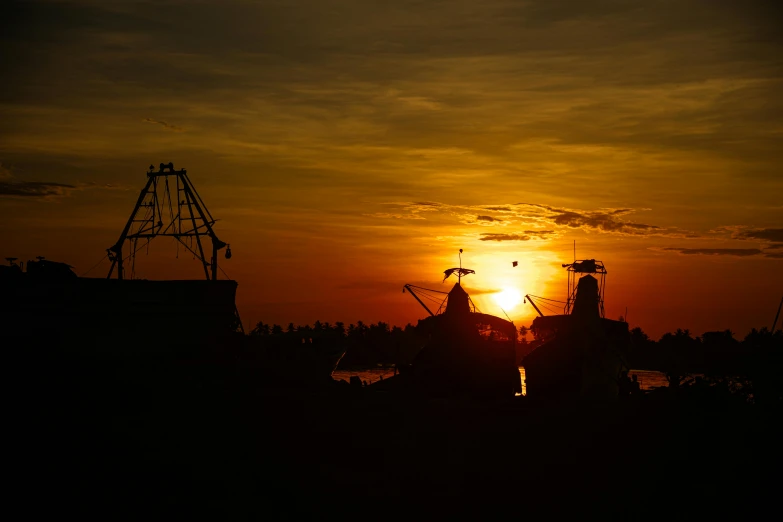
[524,294,545,317]
[403,284,435,316]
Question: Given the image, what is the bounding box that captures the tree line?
[249,320,425,367]
[249,319,782,402]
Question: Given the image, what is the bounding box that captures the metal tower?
[106,162,231,280]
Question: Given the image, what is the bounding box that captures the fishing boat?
[0,163,242,357]
[393,250,521,398]
[522,258,630,400]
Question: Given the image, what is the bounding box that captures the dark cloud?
[385,200,682,238]
[530,205,660,234]
[0,163,12,179]
[143,118,183,132]
[479,234,531,242]
[0,180,75,198]
[364,212,424,220]
[734,228,783,243]
[662,247,763,257]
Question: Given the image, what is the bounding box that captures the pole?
[772,295,783,332]
[108,176,154,279]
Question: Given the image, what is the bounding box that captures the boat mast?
[106,162,231,280]
[442,249,475,283]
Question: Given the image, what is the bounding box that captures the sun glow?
[493,287,522,312]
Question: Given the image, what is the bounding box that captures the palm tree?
[518,325,529,343]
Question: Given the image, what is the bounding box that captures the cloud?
[363,212,425,220]
[479,228,556,241]
[464,213,508,226]
[661,247,763,257]
[143,118,184,132]
[383,200,679,238]
[480,233,532,242]
[0,163,12,180]
[480,206,514,212]
[524,230,555,237]
[733,228,783,243]
[0,162,127,198]
[0,180,76,198]
[408,202,443,211]
[518,204,662,235]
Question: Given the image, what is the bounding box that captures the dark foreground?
[10,355,781,519]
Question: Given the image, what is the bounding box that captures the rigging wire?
[175,236,207,265]
[81,254,108,277]
[526,294,566,304]
[218,264,232,280]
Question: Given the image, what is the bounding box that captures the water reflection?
[333,367,670,395]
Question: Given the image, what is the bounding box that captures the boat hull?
[1,277,240,357]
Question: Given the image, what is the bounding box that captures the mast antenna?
[443,248,475,283]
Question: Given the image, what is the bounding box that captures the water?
[332,367,397,386]
[333,367,671,395]
[628,369,670,391]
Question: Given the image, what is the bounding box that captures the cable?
[218,264,232,280]
[81,254,108,276]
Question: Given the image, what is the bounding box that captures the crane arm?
[403,284,435,316]
[524,294,545,317]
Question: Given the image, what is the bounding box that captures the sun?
[493,287,522,311]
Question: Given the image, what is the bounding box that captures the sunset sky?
[1,0,781,338]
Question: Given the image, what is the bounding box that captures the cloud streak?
[732,228,783,243]
[480,233,533,242]
[479,230,555,242]
[374,200,681,238]
[661,247,763,257]
[143,118,184,132]
[0,180,76,198]
[517,204,663,235]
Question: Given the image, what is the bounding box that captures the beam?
[404,285,435,316]
[525,294,545,317]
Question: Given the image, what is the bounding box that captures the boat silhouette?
[522,258,631,400]
[387,249,521,398]
[0,163,242,357]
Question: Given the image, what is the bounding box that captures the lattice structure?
[106,162,231,281]
[562,259,607,317]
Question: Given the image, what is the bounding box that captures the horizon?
[2,0,781,340]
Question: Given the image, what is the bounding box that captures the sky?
[1,0,781,339]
